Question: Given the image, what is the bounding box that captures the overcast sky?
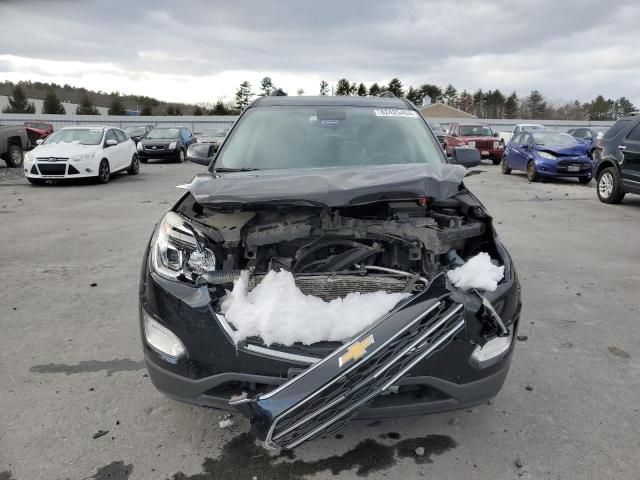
[2,0,639,106]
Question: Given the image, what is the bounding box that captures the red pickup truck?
[443,123,504,164]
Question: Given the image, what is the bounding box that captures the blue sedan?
[501,131,593,184]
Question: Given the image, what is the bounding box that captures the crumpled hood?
[184,163,467,207]
[535,143,588,156]
[30,143,99,157]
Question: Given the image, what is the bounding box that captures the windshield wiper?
[214,167,260,172]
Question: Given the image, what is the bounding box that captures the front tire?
[97,159,110,184]
[527,161,539,182]
[4,144,23,168]
[501,156,512,174]
[127,154,139,175]
[176,149,185,163]
[597,167,625,203]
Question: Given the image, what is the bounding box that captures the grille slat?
[37,164,66,175]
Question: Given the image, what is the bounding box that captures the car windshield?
[125,126,147,136]
[214,106,443,171]
[533,132,578,146]
[146,128,180,139]
[459,125,493,136]
[24,122,50,130]
[43,128,103,145]
[523,125,545,131]
[202,129,227,137]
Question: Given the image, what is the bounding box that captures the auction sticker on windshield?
[374,109,419,118]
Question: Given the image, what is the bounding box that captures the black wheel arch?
[595,158,619,179]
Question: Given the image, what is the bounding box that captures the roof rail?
[379,91,397,98]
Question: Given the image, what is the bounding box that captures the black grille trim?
[37,164,66,175]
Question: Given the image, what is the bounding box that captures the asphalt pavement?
[1,159,639,480]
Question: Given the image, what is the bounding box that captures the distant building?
[419,103,477,119]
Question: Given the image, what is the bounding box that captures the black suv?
[139,95,521,450]
[137,126,196,163]
[595,112,640,203]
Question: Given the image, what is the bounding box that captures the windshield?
[125,126,147,136]
[43,128,103,145]
[146,128,180,139]
[215,106,443,170]
[24,122,50,130]
[533,132,578,146]
[459,125,493,136]
[202,129,227,138]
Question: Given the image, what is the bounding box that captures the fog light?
[143,311,185,361]
[470,331,513,368]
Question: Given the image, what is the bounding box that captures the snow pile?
[221,270,410,346]
[447,252,504,292]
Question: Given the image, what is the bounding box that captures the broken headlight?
[150,211,216,281]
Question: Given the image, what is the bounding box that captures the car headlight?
[150,212,216,282]
[493,141,500,149]
[168,142,177,150]
[137,142,144,151]
[143,310,186,361]
[467,141,476,148]
[71,153,94,162]
[538,151,556,160]
[24,152,33,163]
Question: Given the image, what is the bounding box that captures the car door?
[114,129,129,169]
[506,133,524,170]
[620,122,640,190]
[103,129,120,167]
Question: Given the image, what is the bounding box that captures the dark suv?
[139,95,521,450]
[594,112,640,203]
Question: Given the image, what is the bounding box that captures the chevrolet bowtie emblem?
[339,335,374,367]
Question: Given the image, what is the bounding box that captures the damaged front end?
[140,165,521,449]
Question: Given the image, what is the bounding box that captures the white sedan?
[24,126,139,185]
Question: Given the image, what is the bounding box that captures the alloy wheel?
[99,160,110,183]
[599,172,613,198]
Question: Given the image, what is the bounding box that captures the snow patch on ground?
[447,252,504,292]
[221,270,410,346]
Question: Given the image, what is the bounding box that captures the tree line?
[2,78,636,121]
[233,77,636,121]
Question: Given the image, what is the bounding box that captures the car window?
[522,133,532,146]
[181,128,191,143]
[513,126,520,134]
[626,123,640,142]
[105,129,117,144]
[583,130,592,140]
[114,129,126,143]
[510,133,521,145]
[571,128,583,138]
[603,119,631,139]
[215,105,444,170]
[459,125,493,136]
[44,128,104,145]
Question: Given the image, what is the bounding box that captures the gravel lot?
[1,161,639,480]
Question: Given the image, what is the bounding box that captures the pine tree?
[211,100,231,115]
[235,81,252,111]
[368,83,382,97]
[108,95,126,115]
[76,93,100,115]
[419,84,442,104]
[42,89,65,114]
[319,80,329,96]
[335,78,352,96]
[458,90,474,113]
[504,92,519,119]
[2,84,36,113]
[406,86,422,105]
[297,89,304,96]
[356,83,367,96]
[193,105,204,115]
[260,77,273,96]
[140,103,153,116]
[616,97,636,118]
[443,84,457,106]
[386,78,404,97]
[527,90,547,119]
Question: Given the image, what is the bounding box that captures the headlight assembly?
[137,142,144,152]
[150,212,216,282]
[168,141,177,150]
[538,151,556,160]
[71,153,94,162]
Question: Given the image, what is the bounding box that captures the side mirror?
[493,132,499,137]
[35,139,44,145]
[451,147,481,168]
[186,144,213,166]
[105,139,117,147]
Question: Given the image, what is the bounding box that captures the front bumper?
[537,159,593,178]
[138,147,178,159]
[24,159,99,179]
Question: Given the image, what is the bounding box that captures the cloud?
[1,0,639,104]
